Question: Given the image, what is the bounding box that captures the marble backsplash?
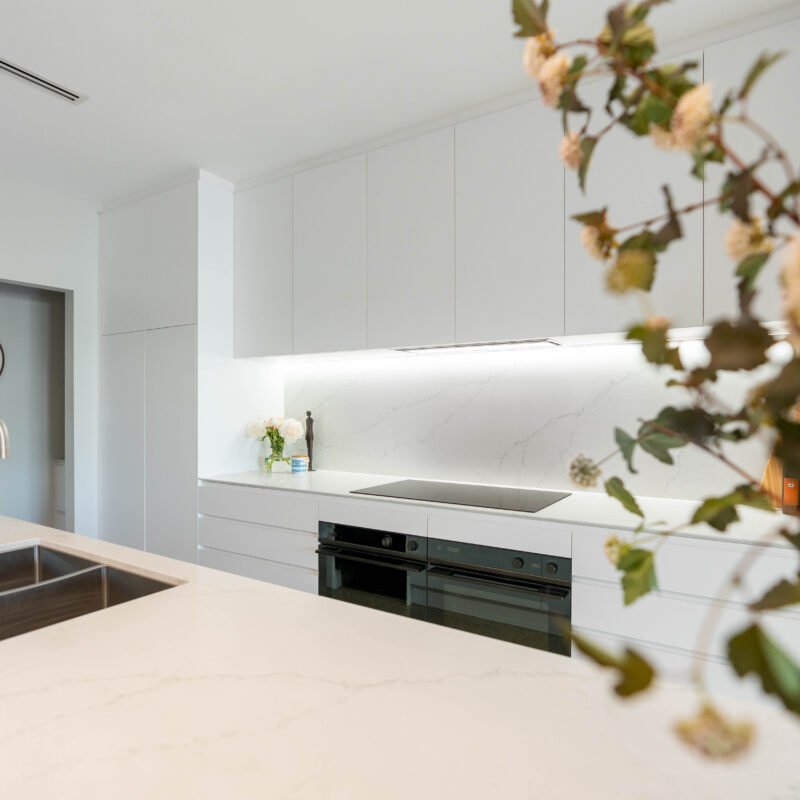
[284,341,778,502]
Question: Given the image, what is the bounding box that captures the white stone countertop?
[0,515,797,798]
[200,469,790,548]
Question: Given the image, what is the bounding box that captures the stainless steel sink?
[0,546,175,641]
[0,545,97,592]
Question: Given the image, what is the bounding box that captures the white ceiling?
[0,0,796,203]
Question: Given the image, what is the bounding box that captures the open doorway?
[0,280,67,528]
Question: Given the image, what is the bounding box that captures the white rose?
[279,418,304,444]
[266,415,285,430]
[245,420,266,439]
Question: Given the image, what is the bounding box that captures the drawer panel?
[573,525,798,606]
[198,547,318,594]
[570,626,765,705]
[428,510,570,557]
[573,578,800,660]
[199,482,318,533]
[317,498,427,537]
[198,516,317,570]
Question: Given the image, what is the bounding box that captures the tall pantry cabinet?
[99,173,233,562]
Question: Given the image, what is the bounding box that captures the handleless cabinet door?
[99,332,145,549]
[293,156,367,354]
[704,20,800,323]
[456,102,564,342]
[564,59,704,334]
[234,178,293,357]
[145,325,198,562]
[367,128,455,348]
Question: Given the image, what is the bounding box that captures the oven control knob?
[512,557,524,569]
[545,561,558,575]
[408,540,419,552]
[381,535,393,548]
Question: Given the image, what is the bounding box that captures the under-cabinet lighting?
[392,338,561,354]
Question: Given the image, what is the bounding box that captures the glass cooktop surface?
[351,479,570,514]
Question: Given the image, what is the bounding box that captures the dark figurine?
[305,411,315,471]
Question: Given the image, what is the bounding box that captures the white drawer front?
[198,516,317,570]
[573,525,798,606]
[317,498,427,537]
[198,547,318,594]
[428,510,570,557]
[571,627,765,705]
[573,579,800,660]
[199,482,318,533]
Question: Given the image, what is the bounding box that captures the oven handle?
[427,566,570,599]
[316,546,428,573]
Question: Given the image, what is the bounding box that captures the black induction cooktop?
[351,479,570,514]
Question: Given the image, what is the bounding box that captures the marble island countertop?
[200,469,789,548]
[0,514,798,798]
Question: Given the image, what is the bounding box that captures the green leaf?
[705,319,773,372]
[512,0,550,37]
[636,418,686,464]
[721,169,756,222]
[578,136,597,193]
[767,181,800,221]
[763,358,800,415]
[735,252,770,293]
[572,208,607,226]
[651,185,683,247]
[615,428,638,473]
[617,547,658,604]
[739,51,785,99]
[690,485,773,532]
[629,93,673,135]
[774,419,800,475]
[653,406,716,442]
[572,632,655,696]
[750,577,800,612]
[605,476,644,517]
[728,624,800,715]
[627,325,682,369]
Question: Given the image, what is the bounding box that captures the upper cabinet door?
[143,182,198,330]
[564,60,704,335]
[704,20,800,323]
[100,182,198,335]
[455,102,564,343]
[293,156,367,354]
[367,129,455,348]
[234,178,293,357]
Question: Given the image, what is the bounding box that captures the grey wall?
[0,281,65,525]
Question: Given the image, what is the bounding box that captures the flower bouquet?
[246,416,304,471]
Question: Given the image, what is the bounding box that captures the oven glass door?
[427,566,571,655]
[318,546,427,620]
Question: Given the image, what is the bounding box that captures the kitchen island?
[0,515,797,799]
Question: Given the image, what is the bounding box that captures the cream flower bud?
[559,131,583,170]
[538,52,571,108]
[569,454,601,487]
[648,122,679,151]
[724,217,771,263]
[671,83,714,151]
[675,704,753,760]
[523,30,555,80]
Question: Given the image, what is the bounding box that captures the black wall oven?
[318,523,571,656]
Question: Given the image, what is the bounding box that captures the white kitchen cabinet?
[143,182,198,330]
[703,19,800,323]
[99,332,146,549]
[293,156,367,353]
[99,202,147,335]
[145,325,198,562]
[234,178,294,357]
[198,546,318,594]
[367,128,455,348]
[564,58,704,334]
[100,182,198,335]
[455,102,564,342]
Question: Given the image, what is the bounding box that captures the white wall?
[284,342,773,502]
[0,177,98,536]
[0,283,65,525]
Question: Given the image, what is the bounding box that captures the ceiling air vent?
[0,59,85,104]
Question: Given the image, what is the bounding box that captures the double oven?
[317,521,571,656]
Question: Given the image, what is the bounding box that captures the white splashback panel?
[285,342,773,502]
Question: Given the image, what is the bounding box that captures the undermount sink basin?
[0,545,174,641]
